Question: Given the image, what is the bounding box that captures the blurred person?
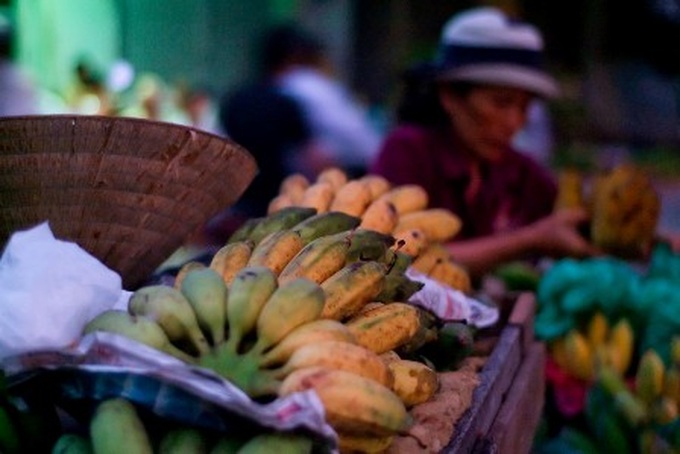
[371,7,598,279]
[0,15,39,117]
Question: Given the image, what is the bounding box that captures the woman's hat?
[434,7,559,98]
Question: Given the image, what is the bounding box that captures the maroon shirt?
[370,124,557,240]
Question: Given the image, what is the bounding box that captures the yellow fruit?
[411,242,451,274]
[279,172,311,204]
[267,193,295,214]
[317,166,349,193]
[278,231,352,286]
[359,198,399,235]
[345,302,422,355]
[388,359,439,407]
[246,229,304,275]
[563,329,595,381]
[607,318,635,375]
[320,261,387,321]
[209,240,255,285]
[377,184,428,215]
[394,208,462,243]
[392,228,428,257]
[427,257,472,293]
[300,182,335,213]
[554,168,585,211]
[337,432,394,454]
[636,349,665,405]
[359,174,392,201]
[173,260,207,290]
[586,311,609,351]
[330,180,374,217]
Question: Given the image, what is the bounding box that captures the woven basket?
[0,115,257,289]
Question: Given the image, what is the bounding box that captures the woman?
[371,7,597,278]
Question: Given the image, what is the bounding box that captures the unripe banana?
[237,431,313,454]
[292,211,361,245]
[180,267,229,346]
[251,278,326,355]
[279,366,411,436]
[358,174,392,201]
[0,404,22,454]
[267,193,295,214]
[394,208,462,243]
[247,229,305,275]
[209,239,255,286]
[427,257,472,293]
[280,172,311,204]
[174,261,207,290]
[158,427,208,454]
[345,303,422,354]
[388,359,439,407]
[248,206,318,245]
[411,243,451,274]
[375,275,425,303]
[636,349,665,405]
[223,266,278,354]
[128,285,210,356]
[272,340,394,388]
[359,198,399,235]
[329,180,374,217]
[258,319,357,368]
[300,182,335,213]
[320,261,387,321]
[377,184,429,215]
[51,433,93,453]
[337,432,394,454]
[278,231,352,286]
[345,228,396,264]
[563,329,594,381]
[317,166,348,193]
[392,228,428,257]
[89,398,153,454]
[83,310,196,363]
[227,217,262,244]
[607,318,635,375]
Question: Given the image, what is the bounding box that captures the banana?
[394,208,462,243]
[329,180,374,217]
[89,398,153,454]
[292,211,361,245]
[380,350,401,364]
[258,319,357,368]
[375,275,425,303]
[586,311,609,352]
[337,432,394,454]
[344,303,422,355]
[250,278,326,356]
[663,366,679,406]
[173,261,207,290]
[388,359,439,407]
[179,267,229,346]
[248,206,317,245]
[427,257,472,293]
[278,366,411,436]
[392,228,428,257]
[278,231,352,286]
[300,182,335,213]
[635,349,665,405]
[377,184,429,215]
[345,228,396,264]
[563,329,594,381]
[320,261,387,321]
[358,174,392,201]
[209,433,249,453]
[209,239,255,286]
[280,172,311,204]
[267,193,295,214]
[606,318,634,375]
[271,340,394,388]
[128,285,210,356]
[554,168,585,211]
[51,433,93,453]
[227,217,262,244]
[316,166,348,192]
[158,427,208,454]
[359,198,399,235]
[223,266,278,354]
[0,404,21,454]
[83,310,195,363]
[671,336,680,366]
[411,243,451,274]
[237,432,313,454]
[247,229,305,275]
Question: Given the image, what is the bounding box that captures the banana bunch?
[550,313,635,381]
[634,339,679,426]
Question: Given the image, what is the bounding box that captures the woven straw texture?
[0,115,258,289]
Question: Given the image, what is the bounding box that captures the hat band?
[437,44,544,71]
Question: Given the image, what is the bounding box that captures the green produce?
[89,398,153,454]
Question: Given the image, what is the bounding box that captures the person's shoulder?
[385,123,437,143]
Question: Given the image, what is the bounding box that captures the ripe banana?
[392,228,428,257]
[394,208,462,243]
[635,349,665,405]
[411,243,451,274]
[158,427,208,454]
[563,329,594,381]
[663,366,679,406]
[292,211,361,245]
[223,266,278,354]
[89,398,153,454]
[359,198,399,235]
[317,166,349,192]
[271,340,394,388]
[173,260,206,290]
[128,285,210,356]
[345,302,422,354]
[388,359,439,407]
[278,231,352,286]
[377,184,428,215]
[606,318,634,375]
[300,182,335,213]
[358,174,392,201]
[209,240,255,285]
[83,310,195,363]
[586,311,609,352]
[427,257,472,293]
[278,366,411,436]
[246,229,305,275]
[279,172,311,204]
[179,267,229,346]
[329,180,374,217]
[258,319,357,368]
[251,278,326,355]
[237,431,313,454]
[320,261,387,321]
[248,206,317,245]
[337,432,394,454]
[267,193,295,214]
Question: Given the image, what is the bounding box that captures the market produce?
[277,230,353,285]
[157,427,208,453]
[291,211,361,244]
[393,208,462,244]
[246,229,305,275]
[329,179,374,216]
[89,398,154,454]
[376,184,429,215]
[236,431,313,454]
[345,302,422,355]
[51,433,92,453]
[209,240,255,285]
[387,359,439,407]
[336,432,394,454]
[179,267,229,346]
[359,198,399,234]
[246,206,317,245]
[320,260,388,321]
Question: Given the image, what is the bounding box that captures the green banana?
[227,217,262,244]
[635,349,665,405]
[278,231,353,285]
[83,310,196,363]
[237,432,313,454]
[345,228,396,264]
[180,267,229,346]
[158,427,209,454]
[209,433,249,453]
[0,403,21,454]
[247,207,317,245]
[51,433,93,454]
[291,211,361,244]
[375,274,424,303]
[128,285,210,356]
[89,398,153,454]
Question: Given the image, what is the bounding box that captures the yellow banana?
[329,180,374,217]
[89,398,153,454]
[586,311,609,352]
[377,184,428,215]
[563,329,594,381]
[292,211,361,245]
[344,302,422,354]
[209,239,255,286]
[248,206,317,245]
[300,181,335,213]
[128,285,210,356]
[358,174,392,201]
[317,166,349,193]
[411,243,451,274]
[279,172,311,204]
[606,318,635,375]
[388,359,439,407]
[251,278,326,355]
[278,231,352,286]
[360,198,399,235]
[337,432,393,454]
[278,366,411,437]
[267,193,295,214]
[320,261,387,321]
[173,260,207,290]
[635,349,665,405]
[246,229,305,275]
[272,340,394,388]
[179,267,229,346]
[394,208,462,243]
[392,228,428,257]
[258,319,357,368]
[380,350,402,364]
[427,257,472,293]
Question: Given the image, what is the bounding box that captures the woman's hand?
[528,208,599,258]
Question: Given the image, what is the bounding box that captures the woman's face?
[439,84,534,162]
